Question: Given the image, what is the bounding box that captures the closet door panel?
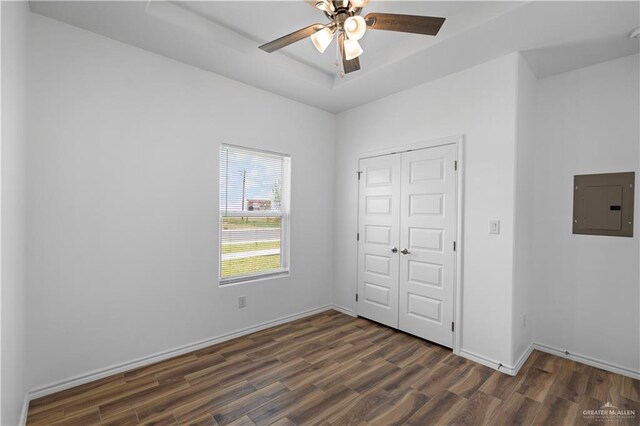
[398,145,456,348]
[357,154,401,328]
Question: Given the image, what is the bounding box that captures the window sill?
[219,270,290,286]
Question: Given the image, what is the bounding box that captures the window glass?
[219,145,290,283]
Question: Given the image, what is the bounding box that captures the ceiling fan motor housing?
[324,2,363,29]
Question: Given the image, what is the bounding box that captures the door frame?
[355,135,465,355]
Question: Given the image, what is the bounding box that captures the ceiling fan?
[258,0,446,75]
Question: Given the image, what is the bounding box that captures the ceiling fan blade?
[259,24,325,53]
[364,13,445,36]
[338,33,361,74]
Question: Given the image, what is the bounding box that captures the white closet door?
[357,154,401,328]
[398,144,457,348]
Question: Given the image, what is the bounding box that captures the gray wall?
[532,54,640,374]
[512,55,537,366]
[1,1,29,424]
[334,54,520,368]
[26,13,335,391]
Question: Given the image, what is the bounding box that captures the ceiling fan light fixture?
[314,0,334,14]
[351,0,368,8]
[311,26,335,53]
[344,15,366,40]
[344,38,363,60]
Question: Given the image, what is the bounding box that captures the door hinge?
[356,294,359,302]
[451,322,455,332]
[453,241,456,251]
[454,160,458,171]
[357,233,360,241]
[357,171,363,180]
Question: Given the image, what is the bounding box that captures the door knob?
[391,247,398,253]
[400,248,411,255]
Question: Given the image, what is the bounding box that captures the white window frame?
[219,144,291,285]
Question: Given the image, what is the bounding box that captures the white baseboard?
[26,304,334,402]
[460,341,640,379]
[512,343,534,375]
[331,304,355,317]
[533,342,640,380]
[459,343,533,376]
[458,349,511,374]
[19,393,30,426]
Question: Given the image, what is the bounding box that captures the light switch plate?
[489,220,500,234]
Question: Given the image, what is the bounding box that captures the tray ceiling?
[29,1,640,112]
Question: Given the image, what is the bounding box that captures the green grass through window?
[222,241,280,254]
[220,216,283,279]
[221,255,281,278]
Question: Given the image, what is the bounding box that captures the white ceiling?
[29,1,640,113]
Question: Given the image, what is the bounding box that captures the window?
[219,144,290,283]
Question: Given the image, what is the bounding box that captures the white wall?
[26,13,335,391]
[334,54,520,368]
[512,55,536,366]
[532,54,640,375]
[1,1,29,424]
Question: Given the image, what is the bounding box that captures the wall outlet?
[238,296,247,309]
[489,220,500,234]
[522,314,527,328]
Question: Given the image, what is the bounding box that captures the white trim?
[331,304,356,317]
[533,343,640,380]
[354,134,464,353]
[26,305,333,401]
[459,344,532,377]
[0,3,3,423]
[221,143,291,160]
[512,343,535,375]
[220,270,290,286]
[459,349,508,374]
[19,393,29,426]
[353,162,360,318]
[358,135,463,160]
[499,364,519,376]
[461,341,640,380]
[452,136,465,356]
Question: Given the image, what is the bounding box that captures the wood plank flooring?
[27,310,640,425]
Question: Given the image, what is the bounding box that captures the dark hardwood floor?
[27,310,640,425]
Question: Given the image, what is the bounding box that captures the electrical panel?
[573,172,635,237]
